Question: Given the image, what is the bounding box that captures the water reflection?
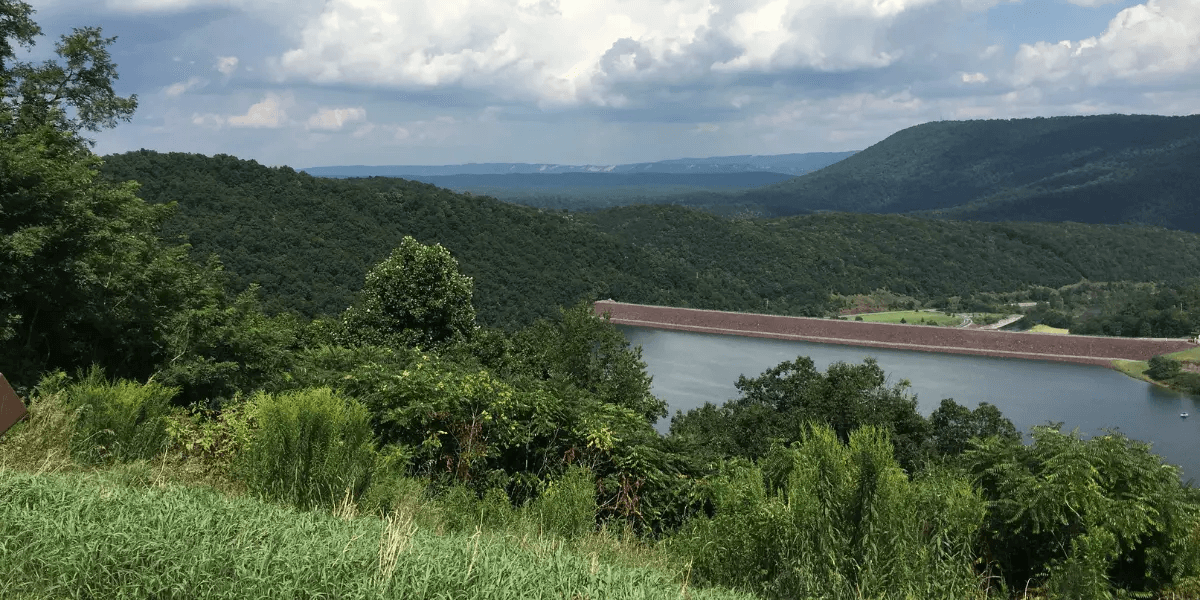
[620,326,1200,479]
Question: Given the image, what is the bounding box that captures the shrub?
[1147,355,1183,380]
[39,367,178,464]
[238,388,376,509]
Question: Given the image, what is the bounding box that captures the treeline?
[99,150,1200,331]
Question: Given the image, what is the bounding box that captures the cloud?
[164,76,205,97]
[216,56,239,75]
[227,93,290,128]
[961,72,989,83]
[306,106,367,130]
[274,0,1004,107]
[1012,0,1200,87]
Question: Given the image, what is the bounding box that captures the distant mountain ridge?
[300,151,857,178]
[733,114,1200,231]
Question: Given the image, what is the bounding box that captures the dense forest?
[695,115,1200,230]
[101,150,1200,331]
[4,5,1200,599]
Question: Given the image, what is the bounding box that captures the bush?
[38,367,178,464]
[238,388,376,509]
[1147,355,1183,380]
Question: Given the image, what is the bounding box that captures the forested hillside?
[731,114,1200,230]
[101,150,1200,328]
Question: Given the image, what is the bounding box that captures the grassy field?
[1166,346,1200,362]
[0,466,755,600]
[845,310,962,326]
[1028,324,1070,334]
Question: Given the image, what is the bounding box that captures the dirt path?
[597,301,1197,368]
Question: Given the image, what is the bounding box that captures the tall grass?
[237,387,376,509]
[0,368,175,468]
[0,467,755,600]
[671,425,988,600]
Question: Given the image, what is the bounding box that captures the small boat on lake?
[1183,413,1190,418]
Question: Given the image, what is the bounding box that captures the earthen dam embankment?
[595,301,1196,368]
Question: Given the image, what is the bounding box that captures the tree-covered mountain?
[732,114,1200,231]
[100,150,1200,329]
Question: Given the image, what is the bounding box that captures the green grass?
[846,310,963,326]
[0,466,756,600]
[1029,324,1070,334]
[1165,346,1200,362]
[1112,359,1151,381]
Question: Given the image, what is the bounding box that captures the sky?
[18,0,1200,167]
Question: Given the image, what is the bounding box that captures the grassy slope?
[1029,324,1070,334]
[844,311,963,326]
[733,115,1200,230]
[1112,346,1200,392]
[0,467,755,600]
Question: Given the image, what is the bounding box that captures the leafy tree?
[341,236,476,350]
[1147,355,1183,380]
[1,0,137,142]
[2,2,159,387]
[510,302,665,423]
[965,426,1200,596]
[928,398,1019,458]
[670,357,930,472]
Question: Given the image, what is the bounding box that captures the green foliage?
[341,236,476,350]
[965,426,1200,596]
[237,388,376,509]
[34,367,177,464]
[928,398,1020,458]
[512,302,665,422]
[1147,355,1184,380]
[670,357,930,472]
[673,425,986,599]
[1,1,137,141]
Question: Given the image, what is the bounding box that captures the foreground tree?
[965,426,1200,597]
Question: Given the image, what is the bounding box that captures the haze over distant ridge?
[300,152,857,178]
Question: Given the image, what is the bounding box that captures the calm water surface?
[619,326,1200,479]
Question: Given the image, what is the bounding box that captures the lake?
[619,325,1200,479]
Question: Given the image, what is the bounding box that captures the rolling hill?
[734,114,1200,231]
[99,150,1200,329]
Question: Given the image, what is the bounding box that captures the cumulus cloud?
[275,0,1003,107]
[164,76,205,97]
[227,93,291,128]
[216,56,239,75]
[1012,0,1200,87]
[306,107,367,130]
[961,72,988,83]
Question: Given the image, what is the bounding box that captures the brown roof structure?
[0,373,29,438]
